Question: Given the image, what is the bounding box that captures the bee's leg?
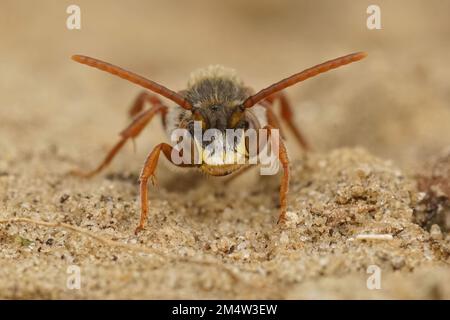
[136,143,194,234]
[259,100,286,139]
[263,92,310,151]
[262,125,290,224]
[70,104,168,178]
[128,91,168,128]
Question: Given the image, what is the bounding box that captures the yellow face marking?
[228,109,244,128]
[193,131,248,167]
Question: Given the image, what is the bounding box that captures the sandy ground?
[0,0,449,299]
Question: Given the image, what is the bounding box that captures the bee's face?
[185,105,249,171]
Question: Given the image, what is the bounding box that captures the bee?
[70,52,367,234]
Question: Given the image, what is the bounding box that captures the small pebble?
[59,194,70,203]
[430,224,443,240]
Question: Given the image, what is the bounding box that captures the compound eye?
[228,109,244,128]
[193,111,207,130]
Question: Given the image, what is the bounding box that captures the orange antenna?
[243,52,367,108]
[72,55,193,110]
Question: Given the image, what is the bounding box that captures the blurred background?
[1,0,449,171]
[1,0,450,300]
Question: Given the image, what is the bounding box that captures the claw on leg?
[134,224,145,235]
[277,214,287,225]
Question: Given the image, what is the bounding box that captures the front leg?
[263,125,290,224]
[136,143,195,234]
